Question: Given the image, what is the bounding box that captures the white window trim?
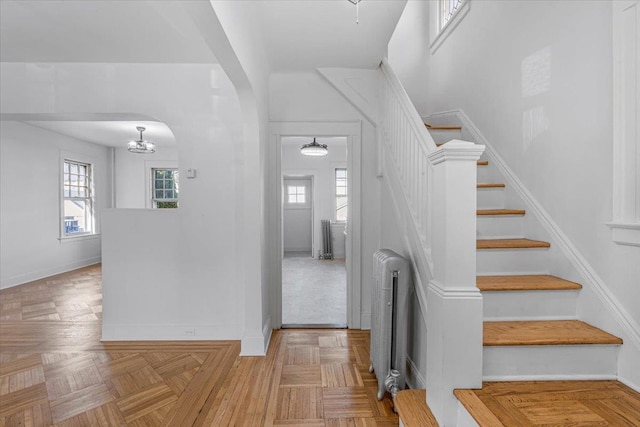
[429,0,471,54]
[59,151,97,240]
[609,0,640,246]
[151,167,179,208]
[283,178,312,210]
[145,160,179,209]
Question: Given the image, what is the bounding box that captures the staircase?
[421,124,626,425]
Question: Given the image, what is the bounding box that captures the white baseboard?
[360,312,371,330]
[101,323,242,341]
[1,257,101,290]
[240,317,272,356]
[405,356,426,390]
[619,376,640,393]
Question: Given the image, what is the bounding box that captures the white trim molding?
[607,222,640,247]
[429,0,471,54]
[269,122,362,330]
[612,0,640,246]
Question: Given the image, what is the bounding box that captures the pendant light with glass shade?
[300,138,328,157]
[127,126,156,154]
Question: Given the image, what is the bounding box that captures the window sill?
[59,233,101,243]
[606,222,640,247]
[430,0,471,54]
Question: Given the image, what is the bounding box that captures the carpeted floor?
[282,253,347,325]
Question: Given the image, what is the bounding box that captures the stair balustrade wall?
[378,59,485,425]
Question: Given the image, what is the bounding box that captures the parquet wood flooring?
[0,265,398,426]
[456,380,640,426]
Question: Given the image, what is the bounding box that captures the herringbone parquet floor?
[0,265,398,426]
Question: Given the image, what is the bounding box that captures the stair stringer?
[426,109,640,391]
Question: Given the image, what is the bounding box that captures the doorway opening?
[281,137,347,327]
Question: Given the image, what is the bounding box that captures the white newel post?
[426,140,485,425]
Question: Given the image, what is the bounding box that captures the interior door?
[283,177,313,255]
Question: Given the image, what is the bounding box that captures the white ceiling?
[26,120,176,148]
[0,1,217,63]
[0,0,407,144]
[257,0,407,71]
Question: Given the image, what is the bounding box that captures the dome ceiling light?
[300,138,328,157]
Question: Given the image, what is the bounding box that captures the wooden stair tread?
[483,320,623,346]
[477,209,525,216]
[425,123,462,130]
[454,389,504,426]
[477,275,582,291]
[478,182,506,188]
[477,238,551,249]
[394,389,438,426]
[477,160,489,166]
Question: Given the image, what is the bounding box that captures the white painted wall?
[204,1,274,354]
[270,71,380,327]
[388,0,640,388]
[0,61,246,340]
[114,146,178,209]
[282,139,347,258]
[0,121,110,288]
[387,0,430,115]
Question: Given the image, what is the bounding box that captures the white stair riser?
[482,290,578,320]
[477,188,506,209]
[477,165,501,183]
[477,248,549,274]
[483,345,619,379]
[477,216,524,239]
[428,129,462,144]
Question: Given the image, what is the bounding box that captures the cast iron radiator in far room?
[370,249,410,401]
[321,219,333,259]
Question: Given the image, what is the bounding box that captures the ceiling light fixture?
[300,138,328,157]
[347,0,362,24]
[127,126,156,154]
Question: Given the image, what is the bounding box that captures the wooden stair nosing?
[478,182,506,189]
[454,389,505,427]
[477,160,489,166]
[394,389,438,427]
[477,209,526,216]
[425,123,462,131]
[477,275,582,292]
[477,238,551,249]
[483,320,623,346]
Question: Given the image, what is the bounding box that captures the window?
[287,186,306,204]
[430,0,470,53]
[152,169,179,208]
[441,0,465,29]
[63,160,93,236]
[336,168,347,221]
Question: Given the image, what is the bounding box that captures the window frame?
[335,168,348,222]
[608,0,640,246]
[429,0,470,54]
[151,168,179,209]
[286,185,307,205]
[60,158,95,239]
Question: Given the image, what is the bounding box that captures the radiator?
[320,219,333,259]
[370,249,410,401]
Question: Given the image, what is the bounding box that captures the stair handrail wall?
[378,59,485,425]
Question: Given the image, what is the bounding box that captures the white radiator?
[370,249,410,401]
